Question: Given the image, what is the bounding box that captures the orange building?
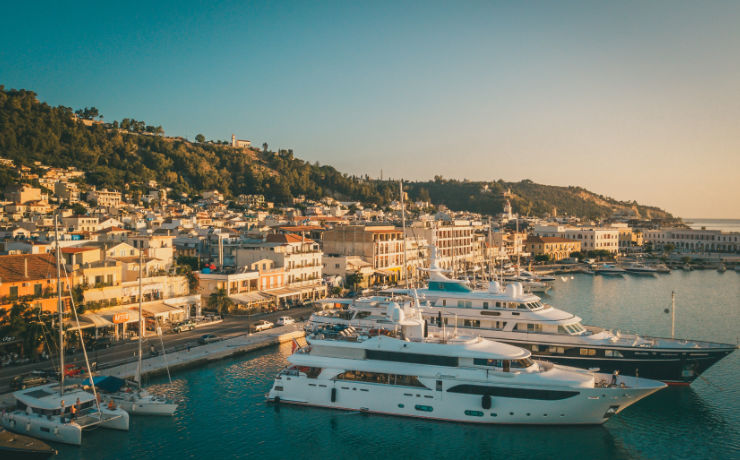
[0,254,73,315]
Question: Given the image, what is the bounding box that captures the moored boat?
[0,427,57,459]
[268,323,666,425]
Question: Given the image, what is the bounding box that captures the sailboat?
[104,251,178,416]
[0,216,129,446]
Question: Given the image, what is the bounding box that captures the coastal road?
[0,307,314,393]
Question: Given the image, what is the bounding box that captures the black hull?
[500,341,735,384]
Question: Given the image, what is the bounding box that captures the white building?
[235,233,324,289]
[643,228,739,253]
[534,225,619,253]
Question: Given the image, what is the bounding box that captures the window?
[9,286,18,298]
[465,410,484,417]
[34,284,42,296]
[580,348,597,356]
[480,310,500,316]
[415,405,433,412]
[447,384,578,400]
[605,350,624,358]
[366,350,457,368]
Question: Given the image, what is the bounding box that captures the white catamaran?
[0,216,129,446]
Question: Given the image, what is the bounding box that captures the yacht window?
[474,358,504,367]
[480,311,500,316]
[496,302,501,308]
[336,371,426,387]
[463,319,480,328]
[355,311,371,319]
[547,346,565,354]
[605,350,624,358]
[512,358,534,368]
[557,325,567,334]
[514,322,527,331]
[531,345,540,352]
[579,348,597,356]
[517,304,528,310]
[527,323,542,332]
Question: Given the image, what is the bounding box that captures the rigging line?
[61,262,103,417]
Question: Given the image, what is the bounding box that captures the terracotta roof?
[61,247,99,253]
[526,236,575,244]
[279,225,324,232]
[0,254,59,282]
[266,233,314,244]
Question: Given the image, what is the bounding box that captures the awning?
[99,308,140,324]
[374,269,394,276]
[230,292,272,305]
[141,302,185,317]
[83,313,115,328]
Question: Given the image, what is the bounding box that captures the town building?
[524,236,581,261]
[643,228,740,253]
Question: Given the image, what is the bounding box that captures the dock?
[102,323,305,381]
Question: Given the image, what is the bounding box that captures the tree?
[663,243,675,254]
[346,272,364,290]
[195,134,205,143]
[207,289,233,315]
[71,202,88,215]
[262,142,268,153]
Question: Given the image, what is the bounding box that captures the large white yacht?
[410,264,737,384]
[269,315,666,425]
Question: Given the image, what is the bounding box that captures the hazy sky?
[1,1,739,218]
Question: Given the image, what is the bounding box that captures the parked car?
[252,320,274,332]
[198,334,219,345]
[276,316,295,326]
[173,321,196,333]
[10,371,48,390]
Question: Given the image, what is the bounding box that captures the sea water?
[56,270,740,460]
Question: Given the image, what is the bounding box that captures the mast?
[515,218,520,277]
[487,217,493,282]
[400,180,407,287]
[55,215,64,396]
[498,222,504,284]
[671,291,676,339]
[137,250,144,390]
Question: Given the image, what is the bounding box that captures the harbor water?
[56,270,739,460]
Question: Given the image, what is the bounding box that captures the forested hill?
[0,86,673,220]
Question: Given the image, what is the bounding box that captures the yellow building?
[524,236,581,261]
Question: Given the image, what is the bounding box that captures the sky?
[1,1,739,218]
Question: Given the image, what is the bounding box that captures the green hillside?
[0,85,673,219]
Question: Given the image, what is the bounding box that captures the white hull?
[0,407,128,446]
[112,396,177,416]
[268,373,661,425]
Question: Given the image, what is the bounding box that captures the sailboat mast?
[671,291,676,339]
[400,180,407,288]
[137,250,144,390]
[55,215,64,396]
[515,218,520,276]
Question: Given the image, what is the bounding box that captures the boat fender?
[482,394,492,410]
[26,422,31,432]
[330,388,337,403]
[9,419,15,429]
[54,427,60,436]
[131,403,136,412]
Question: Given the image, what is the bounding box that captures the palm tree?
[207,289,233,316]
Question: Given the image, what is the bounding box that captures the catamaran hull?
[113,398,177,416]
[1,412,82,446]
[99,408,129,430]
[267,374,663,425]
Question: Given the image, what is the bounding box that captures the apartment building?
[534,225,619,254]
[323,225,405,282]
[524,236,581,261]
[406,220,475,271]
[87,188,122,208]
